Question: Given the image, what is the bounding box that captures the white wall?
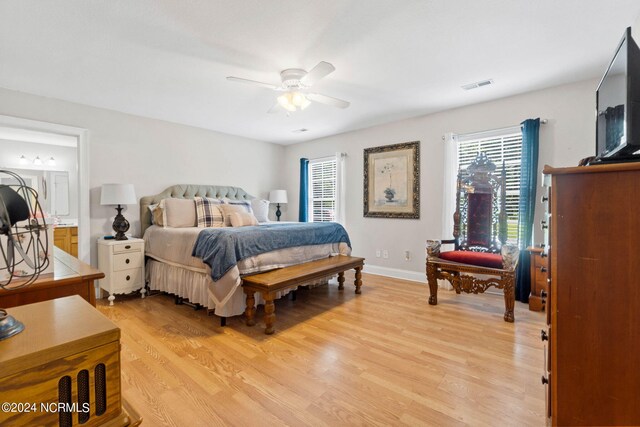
[282,78,598,278]
[0,86,284,265]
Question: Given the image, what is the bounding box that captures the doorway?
[0,115,90,263]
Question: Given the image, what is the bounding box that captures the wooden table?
[0,247,104,308]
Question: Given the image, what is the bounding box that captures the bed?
[140,184,351,318]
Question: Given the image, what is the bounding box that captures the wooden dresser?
[542,163,640,426]
[0,247,103,308]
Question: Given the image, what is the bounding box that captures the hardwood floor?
[97,272,546,426]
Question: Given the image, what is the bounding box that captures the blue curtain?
[298,158,309,222]
[516,118,540,302]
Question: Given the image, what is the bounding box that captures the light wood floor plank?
[98,272,546,426]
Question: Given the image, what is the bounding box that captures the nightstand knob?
[540,266,547,273]
[126,275,130,281]
[541,329,549,341]
[126,259,130,264]
[541,375,549,385]
[125,245,131,249]
[541,196,549,203]
[540,220,548,230]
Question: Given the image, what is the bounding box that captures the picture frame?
[363,141,420,219]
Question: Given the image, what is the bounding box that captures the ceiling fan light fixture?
[277,93,290,108]
[291,92,305,107]
[277,94,297,112]
[278,92,310,112]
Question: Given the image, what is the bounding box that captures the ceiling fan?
[226,61,350,113]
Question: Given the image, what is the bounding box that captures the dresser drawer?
[112,241,144,254]
[533,254,547,269]
[113,252,143,271]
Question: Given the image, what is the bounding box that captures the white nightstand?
[97,237,146,305]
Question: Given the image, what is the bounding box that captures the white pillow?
[161,198,197,228]
[250,199,270,223]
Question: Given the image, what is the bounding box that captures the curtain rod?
[443,119,548,141]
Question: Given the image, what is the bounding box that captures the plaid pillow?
[194,197,224,228]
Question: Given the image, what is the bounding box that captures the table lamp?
[268,190,288,222]
[100,184,137,240]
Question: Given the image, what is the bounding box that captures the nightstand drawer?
[113,252,143,271]
[112,241,144,254]
[112,269,142,290]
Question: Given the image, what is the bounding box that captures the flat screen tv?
[595,27,640,161]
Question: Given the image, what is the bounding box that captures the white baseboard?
[363,264,426,283]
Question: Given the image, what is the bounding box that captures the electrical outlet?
[382,250,389,259]
[404,250,411,261]
[375,250,381,258]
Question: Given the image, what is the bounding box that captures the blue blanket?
[192,222,351,281]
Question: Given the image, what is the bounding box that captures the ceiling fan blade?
[300,61,335,86]
[267,103,281,114]
[307,93,350,109]
[226,76,280,90]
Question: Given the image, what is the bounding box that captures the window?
[456,129,522,245]
[309,157,337,222]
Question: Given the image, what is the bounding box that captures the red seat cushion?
[438,250,503,269]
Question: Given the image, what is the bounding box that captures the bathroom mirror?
[0,167,72,218]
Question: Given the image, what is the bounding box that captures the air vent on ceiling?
[292,128,309,133]
[461,79,494,91]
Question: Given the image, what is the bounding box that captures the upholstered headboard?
[139,184,254,235]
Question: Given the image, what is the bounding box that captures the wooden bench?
[242,255,365,334]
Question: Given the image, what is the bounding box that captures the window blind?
[309,157,337,222]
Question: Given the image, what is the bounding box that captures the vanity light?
[33,156,43,166]
[19,155,28,165]
[48,157,56,166]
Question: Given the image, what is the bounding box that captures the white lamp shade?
[100,184,137,205]
[269,190,288,204]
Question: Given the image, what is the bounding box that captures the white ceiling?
[1,1,639,145]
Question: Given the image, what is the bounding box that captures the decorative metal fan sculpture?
[0,169,50,340]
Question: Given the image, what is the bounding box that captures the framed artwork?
[363,141,420,219]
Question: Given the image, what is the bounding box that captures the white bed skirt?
[146,259,332,317]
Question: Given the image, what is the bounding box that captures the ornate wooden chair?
[426,152,519,322]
